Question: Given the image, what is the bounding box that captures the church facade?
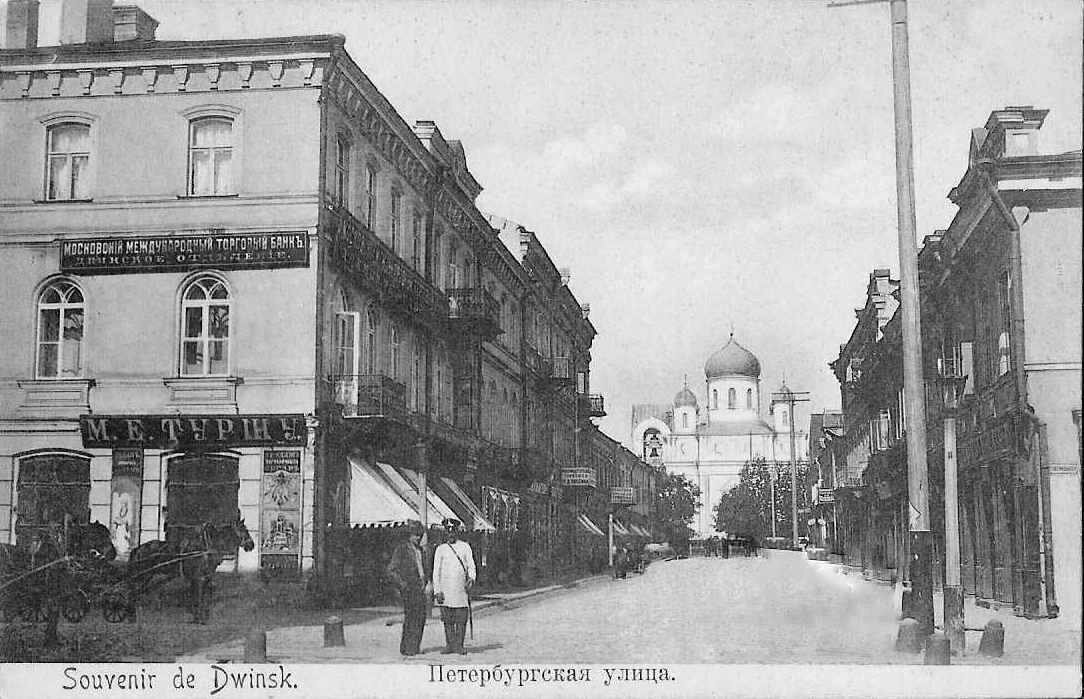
[631,335,809,537]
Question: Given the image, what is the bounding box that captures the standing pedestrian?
[432,518,475,655]
[385,521,430,657]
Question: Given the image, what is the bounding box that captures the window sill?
[16,378,95,417]
[176,193,240,200]
[33,198,93,204]
[164,376,243,411]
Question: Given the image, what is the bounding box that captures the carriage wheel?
[101,591,131,623]
[62,589,90,623]
[19,598,43,622]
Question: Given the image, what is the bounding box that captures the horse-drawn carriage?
[1,514,254,627]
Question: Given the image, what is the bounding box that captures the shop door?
[166,453,240,557]
[15,454,91,549]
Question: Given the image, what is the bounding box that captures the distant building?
[808,409,843,550]
[631,335,808,538]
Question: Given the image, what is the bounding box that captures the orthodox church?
[631,335,809,538]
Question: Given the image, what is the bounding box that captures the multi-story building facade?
[919,106,1081,620]
[0,1,653,586]
[830,107,1081,619]
[830,270,915,583]
[807,408,843,551]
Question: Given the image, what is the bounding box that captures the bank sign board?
[561,467,597,488]
[60,232,309,274]
[80,414,308,449]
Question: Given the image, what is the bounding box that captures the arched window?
[365,306,379,374]
[511,391,519,446]
[188,117,233,195]
[728,388,736,410]
[746,388,753,410]
[16,452,90,548]
[712,389,718,409]
[36,279,84,378]
[390,323,401,379]
[334,135,350,207]
[45,123,91,200]
[180,276,230,376]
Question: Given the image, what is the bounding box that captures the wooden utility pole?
[773,388,810,548]
[828,0,934,638]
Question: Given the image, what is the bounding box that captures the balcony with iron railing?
[447,288,502,340]
[579,393,606,417]
[326,202,448,322]
[332,374,407,418]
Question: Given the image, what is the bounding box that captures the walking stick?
[467,594,474,640]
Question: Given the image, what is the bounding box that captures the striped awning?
[433,476,498,533]
[576,513,606,537]
[612,520,631,537]
[630,524,652,537]
[374,462,458,527]
[347,456,418,527]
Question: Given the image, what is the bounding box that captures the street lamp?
[936,359,967,654]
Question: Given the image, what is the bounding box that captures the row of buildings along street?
[0,1,658,605]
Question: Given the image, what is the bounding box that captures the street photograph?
[0,1,1081,697]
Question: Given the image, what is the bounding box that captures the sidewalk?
[804,556,1082,665]
[177,573,612,663]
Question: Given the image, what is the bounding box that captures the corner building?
[0,1,645,583]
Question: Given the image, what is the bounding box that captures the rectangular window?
[188,118,233,196]
[45,124,91,201]
[412,211,423,270]
[390,190,401,253]
[335,137,350,207]
[364,165,377,229]
[997,271,1012,376]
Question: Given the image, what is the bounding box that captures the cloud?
[539,122,628,175]
[577,158,676,212]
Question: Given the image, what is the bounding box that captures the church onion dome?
[704,335,761,379]
[674,386,698,408]
[776,382,794,400]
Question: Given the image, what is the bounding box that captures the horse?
[178,515,255,623]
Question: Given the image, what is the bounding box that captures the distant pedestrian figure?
[614,546,629,579]
[433,518,475,655]
[386,521,429,657]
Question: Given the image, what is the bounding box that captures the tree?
[654,472,700,554]
[713,457,811,542]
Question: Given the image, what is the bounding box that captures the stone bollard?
[923,632,950,665]
[900,586,914,620]
[324,616,345,648]
[243,630,267,663]
[895,617,922,653]
[978,619,1004,658]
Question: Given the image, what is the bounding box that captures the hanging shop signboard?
[610,486,636,505]
[60,231,309,274]
[80,414,307,449]
[560,467,597,488]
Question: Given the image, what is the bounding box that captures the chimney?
[1,0,40,49]
[111,4,155,41]
[559,267,571,285]
[58,0,113,44]
[984,105,1048,158]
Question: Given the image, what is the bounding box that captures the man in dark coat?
[386,521,429,656]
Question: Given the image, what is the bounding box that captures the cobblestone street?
[181,551,1080,665]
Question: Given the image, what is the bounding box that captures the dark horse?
[129,514,254,623]
[0,520,115,645]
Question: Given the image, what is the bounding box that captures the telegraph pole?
[773,388,810,548]
[828,0,934,638]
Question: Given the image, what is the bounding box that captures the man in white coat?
[432,518,476,654]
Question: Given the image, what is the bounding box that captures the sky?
[127,0,1081,446]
